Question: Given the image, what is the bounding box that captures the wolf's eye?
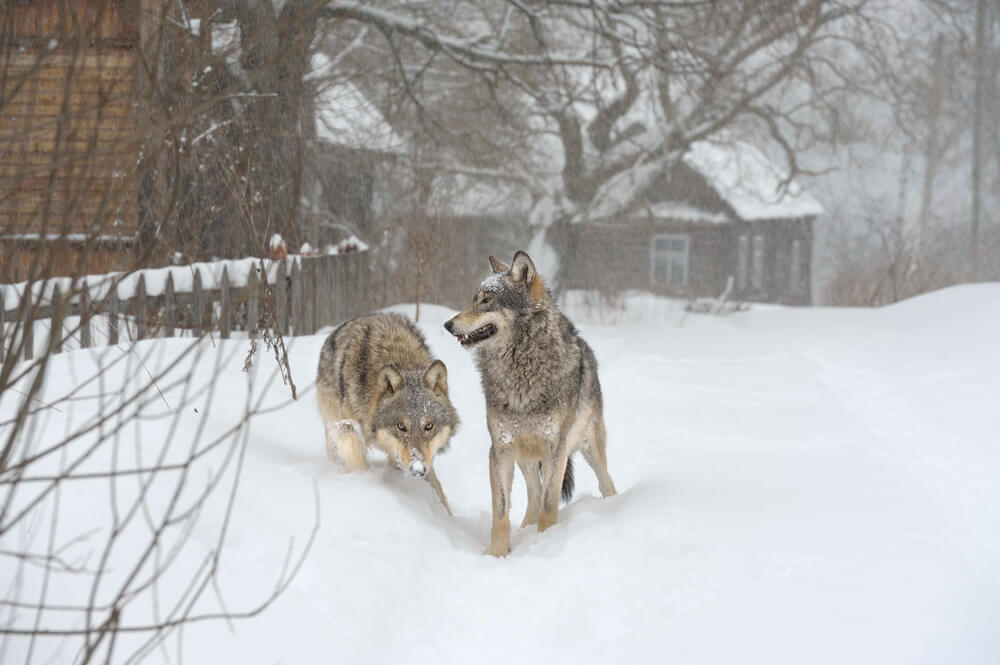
[396,422,407,432]
[424,423,434,431]
[481,295,492,305]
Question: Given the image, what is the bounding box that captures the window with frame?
[650,233,689,286]
[736,234,749,289]
[751,234,765,291]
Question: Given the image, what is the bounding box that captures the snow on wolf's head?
[444,251,552,351]
[371,360,459,477]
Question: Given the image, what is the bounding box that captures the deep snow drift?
[2,285,999,664]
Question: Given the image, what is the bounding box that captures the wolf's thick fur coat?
[317,312,458,514]
[446,252,616,555]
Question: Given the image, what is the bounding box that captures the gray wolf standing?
[317,312,459,515]
[444,251,616,556]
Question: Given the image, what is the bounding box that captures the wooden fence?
[0,252,375,362]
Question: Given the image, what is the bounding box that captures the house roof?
[682,140,824,220]
[309,53,407,154]
[641,202,729,225]
[582,130,823,224]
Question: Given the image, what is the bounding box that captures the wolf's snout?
[408,448,426,478]
[443,318,455,334]
[408,458,426,478]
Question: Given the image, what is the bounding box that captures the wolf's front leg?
[488,441,515,556]
[329,419,367,472]
[538,440,570,532]
[425,467,452,516]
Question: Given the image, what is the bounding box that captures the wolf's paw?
[343,459,369,473]
[537,513,557,532]
[324,425,342,463]
[325,443,341,464]
[488,525,511,557]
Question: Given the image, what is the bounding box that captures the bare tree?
[2,4,316,663]
[970,0,989,280]
[817,0,1000,304]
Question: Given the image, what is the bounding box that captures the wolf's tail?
[561,456,575,503]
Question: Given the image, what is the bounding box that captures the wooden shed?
[556,140,823,306]
[1,0,142,281]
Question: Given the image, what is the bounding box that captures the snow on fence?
[0,252,373,362]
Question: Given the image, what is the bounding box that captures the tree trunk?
[915,36,943,270]
[971,0,987,281]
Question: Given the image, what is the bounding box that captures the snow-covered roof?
[310,53,406,154]
[578,129,822,224]
[682,140,824,220]
[584,159,666,221]
[427,174,531,218]
[641,202,729,224]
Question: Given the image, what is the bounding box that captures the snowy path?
[3,286,998,664]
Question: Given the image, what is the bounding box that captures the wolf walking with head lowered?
[445,251,617,556]
[317,312,459,514]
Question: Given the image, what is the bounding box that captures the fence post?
[192,268,204,334]
[304,259,316,335]
[80,281,92,348]
[275,259,288,336]
[337,255,349,322]
[338,254,347,321]
[343,254,356,321]
[313,258,322,333]
[333,255,345,324]
[355,253,366,316]
[135,274,147,341]
[290,260,303,336]
[362,251,373,312]
[318,256,331,328]
[326,254,344,322]
[220,266,231,339]
[50,284,64,354]
[163,272,176,338]
[108,287,119,346]
[246,267,259,334]
[314,258,325,329]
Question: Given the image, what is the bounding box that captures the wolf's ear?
[375,364,404,403]
[422,359,448,397]
[488,255,509,274]
[509,251,536,285]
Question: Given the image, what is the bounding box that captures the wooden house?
[555,140,823,305]
[305,52,408,251]
[1,3,400,280]
[417,173,532,307]
[1,1,144,281]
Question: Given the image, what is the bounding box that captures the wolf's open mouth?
[457,323,496,346]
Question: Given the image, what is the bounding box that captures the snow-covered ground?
[3,285,999,664]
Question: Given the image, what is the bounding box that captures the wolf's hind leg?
[581,420,616,497]
[517,459,542,528]
[332,419,368,473]
[538,439,569,533]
